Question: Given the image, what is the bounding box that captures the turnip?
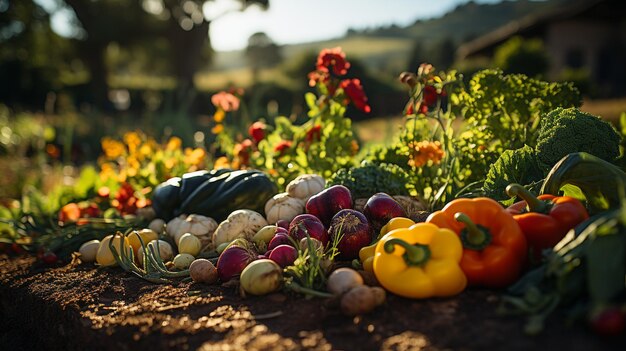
[189,258,218,284]
[268,244,298,268]
[79,239,100,263]
[239,259,283,296]
[327,267,364,295]
[216,245,257,281]
[328,209,371,260]
[289,214,329,246]
[178,233,202,256]
[298,237,324,256]
[173,253,195,270]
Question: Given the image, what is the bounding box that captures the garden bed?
[1,254,624,351]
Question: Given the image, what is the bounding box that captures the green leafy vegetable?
[483,145,544,200]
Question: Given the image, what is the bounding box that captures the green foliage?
[455,69,581,183]
[536,107,621,167]
[483,145,544,201]
[493,36,549,77]
[327,161,411,199]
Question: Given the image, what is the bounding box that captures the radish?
[363,193,407,236]
[289,214,329,246]
[267,232,293,252]
[276,219,290,230]
[268,244,298,268]
[305,185,352,227]
[216,245,257,281]
[328,209,371,260]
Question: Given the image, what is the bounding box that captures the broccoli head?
[328,161,410,199]
[536,107,621,167]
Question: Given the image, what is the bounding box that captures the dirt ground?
[1,254,625,351]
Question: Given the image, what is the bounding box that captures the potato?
[189,259,218,284]
[340,285,377,316]
[327,267,364,295]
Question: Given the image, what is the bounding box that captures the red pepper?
[506,184,588,260]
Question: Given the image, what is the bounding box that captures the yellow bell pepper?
[379,217,415,238]
[372,222,467,299]
[359,217,416,272]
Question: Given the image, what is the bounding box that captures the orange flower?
[214,109,226,123]
[408,141,445,168]
[58,203,81,224]
[101,137,125,158]
[211,124,224,134]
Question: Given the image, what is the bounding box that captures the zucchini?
[151,169,277,222]
[189,171,277,221]
[151,177,182,220]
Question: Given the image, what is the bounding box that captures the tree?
[0,0,72,107]
[58,0,269,108]
[494,36,549,78]
[245,31,282,83]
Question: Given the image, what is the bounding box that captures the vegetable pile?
[3,48,626,338]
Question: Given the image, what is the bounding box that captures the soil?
[1,254,625,351]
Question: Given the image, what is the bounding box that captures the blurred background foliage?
[1,0,625,202]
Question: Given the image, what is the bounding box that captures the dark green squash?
[151,169,277,222]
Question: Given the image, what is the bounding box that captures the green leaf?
[585,227,626,303]
[541,152,626,214]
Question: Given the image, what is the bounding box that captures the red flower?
[114,182,138,215]
[423,85,438,108]
[79,202,101,218]
[248,121,266,144]
[306,124,322,143]
[340,79,371,113]
[211,91,240,112]
[316,47,350,76]
[274,140,292,156]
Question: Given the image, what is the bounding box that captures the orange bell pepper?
[426,197,527,288]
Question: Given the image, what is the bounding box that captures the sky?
[38,0,502,52]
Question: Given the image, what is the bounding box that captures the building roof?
[456,0,609,60]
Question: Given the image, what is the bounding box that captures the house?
[456,0,626,96]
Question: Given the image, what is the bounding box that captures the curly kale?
[483,145,545,200]
[328,161,410,199]
[536,107,621,167]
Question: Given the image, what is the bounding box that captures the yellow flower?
[211,124,224,134]
[184,147,206,167]
[408,141,445,168]
[101,137,125,159]
[166,136,182,151]
[213,156,231,169]
[99,163,114,180]
[138,143,152,160]
[126,156,140,177]
[214,109,226,123]
[124,131,142,154]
